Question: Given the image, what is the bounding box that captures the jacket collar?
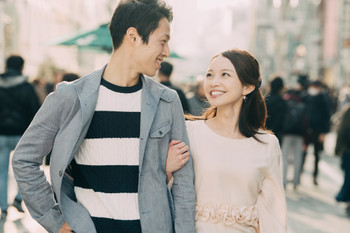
[73,64,172,128]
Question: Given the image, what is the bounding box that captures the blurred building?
[252,0,350,89]
[0,0,113,79]
[337,0,350,87]
[252,0,324,86]
[321,0,350,88]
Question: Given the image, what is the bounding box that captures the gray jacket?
[12,66,196,233]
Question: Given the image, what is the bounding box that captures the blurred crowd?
[264,73,350,217]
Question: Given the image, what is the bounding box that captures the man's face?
[135,17,170,77]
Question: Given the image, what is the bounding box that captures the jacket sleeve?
[170,94,196,233]
[12,87,68,233]
[257,136,287,233]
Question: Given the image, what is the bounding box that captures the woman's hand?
[165,140,190,183]
[59,222,74,233]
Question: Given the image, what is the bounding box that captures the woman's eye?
[222,72,230,77]
[206,73,212,78]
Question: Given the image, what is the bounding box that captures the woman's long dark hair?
[186,49,268,142]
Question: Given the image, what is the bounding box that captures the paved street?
[1,132,350,233]
[286,132,350,233]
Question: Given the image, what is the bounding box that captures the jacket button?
[159,131,162,135]
[59,171,63,177]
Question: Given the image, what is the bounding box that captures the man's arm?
[170,94,196,233]
[12,88,68,233]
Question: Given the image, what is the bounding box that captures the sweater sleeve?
[257,135,287,233]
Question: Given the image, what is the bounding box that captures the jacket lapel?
[69,66,105,160]
[76,66,106,126]
[139,76,164,169]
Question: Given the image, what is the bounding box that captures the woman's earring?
[243,96,247,102]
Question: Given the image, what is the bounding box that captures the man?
[281,87,308,190]
[304,80,331,185]
[159,61,190,113]
[188,75,209,116]
[12,1,195,233]
[265,76,287,144]
[0,55,40,220]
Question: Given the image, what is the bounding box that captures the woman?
[166,49,287,232]
[335,105,350,216]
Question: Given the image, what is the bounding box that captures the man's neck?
[103,51,141,87]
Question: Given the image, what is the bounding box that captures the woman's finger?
[182,156,190,164]
[177,145,189,154]
[174,141,187,149]
[169,140,181,146]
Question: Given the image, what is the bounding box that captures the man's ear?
[125,27,139,46]
[243,84,255,96]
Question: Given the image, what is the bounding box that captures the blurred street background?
[1,0,350,232]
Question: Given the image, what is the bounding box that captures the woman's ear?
[243,84,255,96]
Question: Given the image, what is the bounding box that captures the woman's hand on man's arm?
[165,140,190,184]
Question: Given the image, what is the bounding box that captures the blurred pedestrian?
[32,67,63,104]
[187,75,209,116]
[159,61,190,113]
[12,1,195,233]
[335,105,350,216]
[265,76,287,144]
[0,55,40,220]
[282,88,308,190]
[166,49,287,232]
[303,80,331,185]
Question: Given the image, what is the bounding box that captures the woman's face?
[204,55,251,109]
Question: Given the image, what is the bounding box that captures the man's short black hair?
[109,0,173,50]
[6,55,24,71]
[159,61,173,77]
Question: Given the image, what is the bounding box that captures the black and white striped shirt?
[72,78,142,233]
